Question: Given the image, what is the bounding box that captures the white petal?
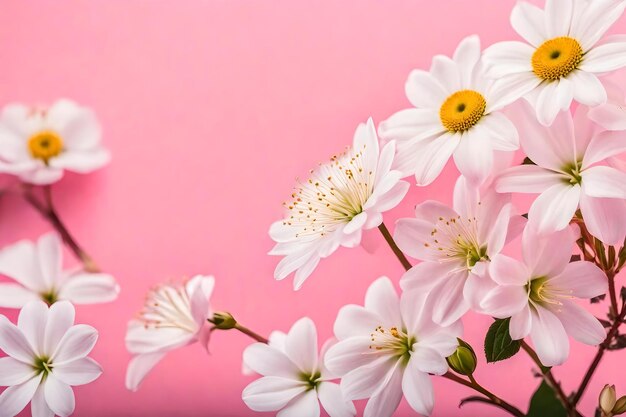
[46,100,101,150]
[402,357,434,416]
[583,130,626,169]
[511,2,547,46]
[414,132,460,186]
[429,271,470,326]
[405,70,447,109]
[582,166,626,198]
[550,261,608,299]
[0,240,45,291]
[569,70,607,107]
[243,343,299,378]
[125,320,192,354]
[277,390,320,417]
[51,324,98,365]
[285,317,318,373]
[489,255,530,286]
[341,356,395,400]
[324,337,373,377]
[0,316,36,363]
[58,273,120,304]
[453,128,494,185]
[17,300,48,356]
[51,357,102,386]
[43,301,75,356]
[510,305,532,340]
[378,109,443,142]
[536,82,566,126]
[414,200,459,224]
[523,224,576,278]
[496,165,563,194]
[580,41,626,73]
[554,300,606,345]
[0,357,38,386]
[393,218,439,261]
[333,305,380,341]
[463,272,498,312]
[453,35,481,87]
[580,193,626,245]
[486,203,514,257]
[546,0,573,38]
[364,277,401,326]
[36,233,62,288]
[364,365,403,417]
[588,103,626,131]
[479,112,519,151]
[125,352,166,391]
[430,55,461,92]
[242,376,306,412]
[411,346,448,375]
[0,376,41,417]
[528,184,581,234]
[480,285,528,318]
[483,41,534,78]
[31,384,54,417]
[318,382,356,417]
[529,306,570,367]
[0,284,38,308]
[43,373,75,417]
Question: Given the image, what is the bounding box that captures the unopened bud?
[211,312,237,330]
[446,338,477,376]
[613,396,626,415]
[600,384,617,416]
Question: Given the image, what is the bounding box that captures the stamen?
[440,90,486,132]
[532,37,583,81]
[28,130,64,163]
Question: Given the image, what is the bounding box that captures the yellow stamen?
[28,130,63,162]
[532,37,583,81]
[439,90,486,132]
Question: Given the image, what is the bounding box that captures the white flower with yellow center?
[324,277,462,417]
[269,118,409,290]
[378,35,519,186]
[483,0,626,126]
[125,275,215,391]
[0,99,110,184]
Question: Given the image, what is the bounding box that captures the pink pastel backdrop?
[0,1,625,416]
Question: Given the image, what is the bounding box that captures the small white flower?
[0,233,119,308]
[269,118,409,290]
[483,0,626,126]
[324,277,462,417]
[125,275,214,391]
[378,35,519,186]
[242,317,355,417]
[0,300,102,417]
[482,225,607,366]
[0,99,110,184]
[395,178,522,326]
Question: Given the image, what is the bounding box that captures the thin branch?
[233,323,269,344]
[378,222,412,271]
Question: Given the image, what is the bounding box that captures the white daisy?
[0,99,110,184]
[269,118,409,290]
[378,35,519,186]
[483,0,626,126]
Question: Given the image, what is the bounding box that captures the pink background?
[0,1,625,416]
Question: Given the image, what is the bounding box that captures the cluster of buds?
[600,385,626,417]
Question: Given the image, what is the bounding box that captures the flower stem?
[442,372,525,417]
[21,185,99,272]
[233,323,269,344]
[378,222,412,271]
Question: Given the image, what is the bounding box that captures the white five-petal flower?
[481,225,607,366]
[269,118,409,290]
[0,300,102,417]
[0,99,111,184]
[395,178,522,326]
[242,317,356,417]
[0,233,119,308]
[496,102,626,245]
[324,277,462,417]
[125,275,215,391]
[483,0,626,126]
[378,35,519,186]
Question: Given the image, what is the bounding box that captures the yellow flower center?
[532,37,583,81]
[28,131,64,162]
[439,90,486,132]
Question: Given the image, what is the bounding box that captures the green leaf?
[484,318,521,363]
[527,381,567,417]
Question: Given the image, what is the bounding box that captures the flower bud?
[211,311,237,330]
[600,384,617,416]
[613,396,626,415]
[446,338,477,376]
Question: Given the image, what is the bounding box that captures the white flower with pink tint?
[483,0,626,126]
[588,80,626,132]
[395,178,521,326]
[496,102,626,245]
[0,233,119,308]
[324,277,461,417]
[481,225,607,366]
[125,275,214,391]
[242,317,355,417]
[378,35,519,186]
[269,118,409,290]
[0,301,102,417]
[0,99,110,185]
